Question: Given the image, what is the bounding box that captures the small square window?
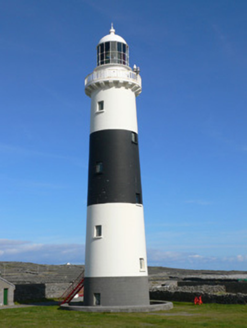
[95,162,103,174]
[94,293,101,305]
[140,258,145,271]
[95,225,102,237]
[98,101,104,111]
[131,132,138,144]
[136,193,141,204]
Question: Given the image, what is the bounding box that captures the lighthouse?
[84,25,149,306]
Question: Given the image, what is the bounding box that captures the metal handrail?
[85,69,141,86]
[60,271,84,304]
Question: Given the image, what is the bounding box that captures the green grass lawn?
[0,302,246,328]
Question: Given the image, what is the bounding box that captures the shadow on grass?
[15,298,60,306]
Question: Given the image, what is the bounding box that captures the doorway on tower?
[93,293,101,305]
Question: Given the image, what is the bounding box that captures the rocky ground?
[1,262,246,284]
[0,262,84,284]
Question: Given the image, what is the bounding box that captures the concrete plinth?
[60,301,173,313]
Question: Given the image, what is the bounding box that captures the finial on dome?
[110,23,115,35]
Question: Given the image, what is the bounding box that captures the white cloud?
[0,239,84,264]
[236,255,247,262]
[147,248,247,270]
[0,239,28,246]
[1,239,247,270]
[189,254,203,259]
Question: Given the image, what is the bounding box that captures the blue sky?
[0,0,246,270]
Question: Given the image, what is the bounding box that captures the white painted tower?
[84,25,149,306]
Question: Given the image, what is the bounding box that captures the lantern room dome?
[98,24,127,45]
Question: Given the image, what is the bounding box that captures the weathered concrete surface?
[60,301,173,312]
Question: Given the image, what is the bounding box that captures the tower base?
[60,301,173,312]
[84,276,149,306]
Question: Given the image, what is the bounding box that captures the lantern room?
[96,24,129,67]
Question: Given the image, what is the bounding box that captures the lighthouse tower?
[84,25,149,306]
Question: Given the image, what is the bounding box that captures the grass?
[0,302,246,328]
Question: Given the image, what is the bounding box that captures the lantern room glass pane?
[105,55,110,64]
[111,51,118,63]
[111,41,117,51]
[105,42,110,52]
[100,53,104,65]
[97,42,129,66]
[117,42,122,52]
[118,53,122,63]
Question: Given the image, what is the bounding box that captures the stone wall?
[150,288,247,304]
[178,281,247,294]
[14,283,71,301]
[15,281,247,304]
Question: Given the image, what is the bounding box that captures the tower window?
[131,132,138,144]
[97,101,104,111]
[139,258,145,271]
[136,193,141,204]
[95,225,102,237]
[93,293,101,305]
[95,162,103,174]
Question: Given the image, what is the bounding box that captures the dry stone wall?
[14,283,71,301]
[150,286,247,304]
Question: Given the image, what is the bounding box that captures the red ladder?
[60,271,84,305]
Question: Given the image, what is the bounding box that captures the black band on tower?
[87,129,143,206]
